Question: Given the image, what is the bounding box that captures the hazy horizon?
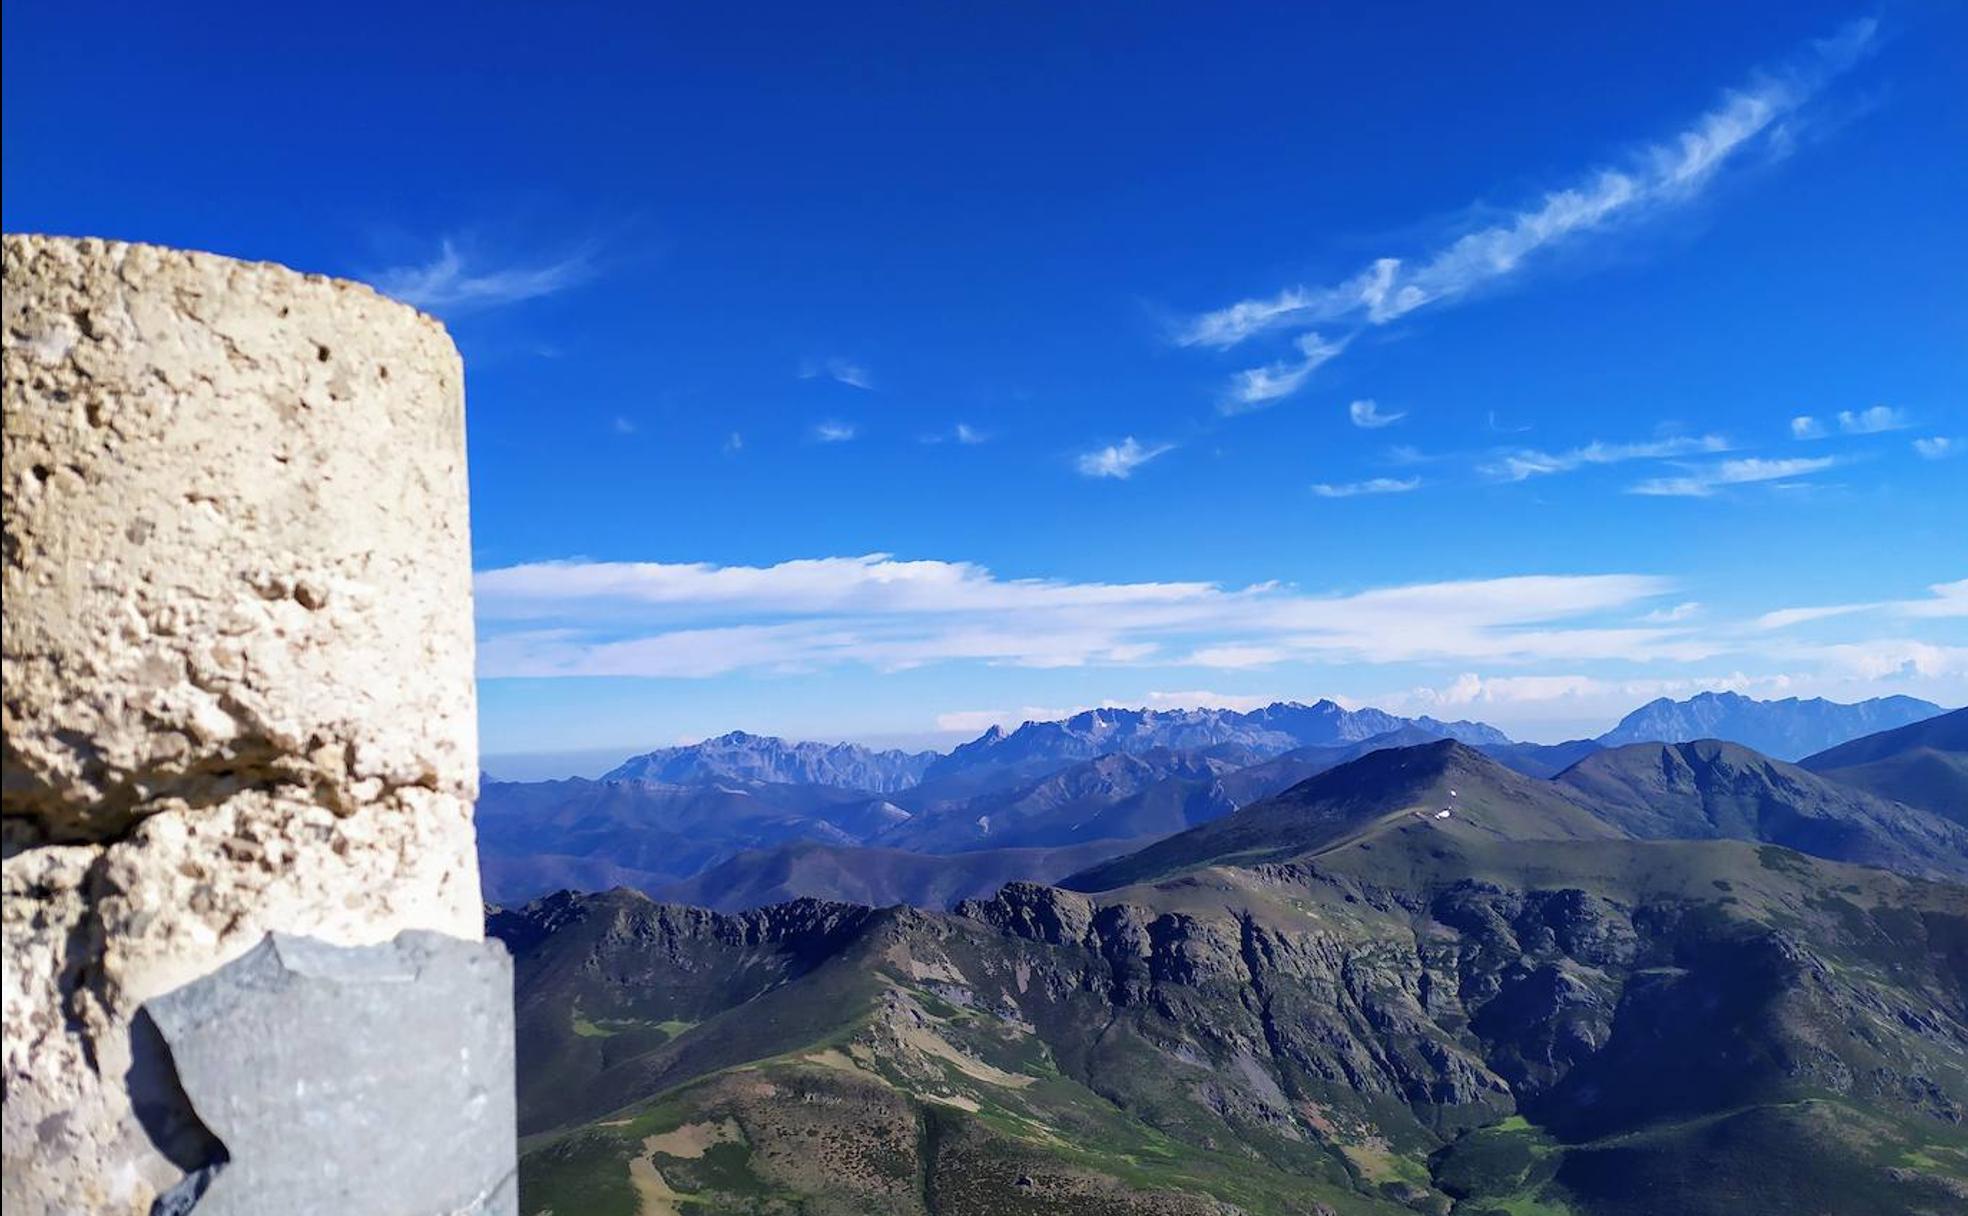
[478,687,1959,781]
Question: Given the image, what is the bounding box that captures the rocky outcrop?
[2,236,490,1213]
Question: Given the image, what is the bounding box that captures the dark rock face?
[142,931,517,1215]
[514,863,1968,1148]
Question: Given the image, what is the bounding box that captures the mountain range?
[1595,690,1943,760]
[601,730,938,792]
[492,710,1968,1216]
[921,701,1510,786]
[477,694,1957,910]
[588,701,1512,796]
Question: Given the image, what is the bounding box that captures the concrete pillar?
[2,236,500,1212]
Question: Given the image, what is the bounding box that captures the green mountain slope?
[494,889,1414,1216]
[494,815,1968,1215]
[880,748,1252,853]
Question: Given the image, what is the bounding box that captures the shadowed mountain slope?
[1063,740,1619,893]
[1477,737,1605,778]
[1800,706,1967,824]
[1556,739,1968,881]
[474,776,917,902]
[879,746,1254,852]
[900,727,1524,857]
[649,837,1143,912]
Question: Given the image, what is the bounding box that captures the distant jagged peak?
[1596,691,1944,760]
[589,697,1518,797]
[924,698,1508,782]
[602,731,939,793]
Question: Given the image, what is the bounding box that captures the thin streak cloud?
[1311,476,1420,498]
[1482,434,1731,482]
[1628,455,1837,497]
[800,357,875,390]
[1176,19,1877,351]
[1221,333,1346,412]
[371,239,597,313]
[1348,399,1407,429]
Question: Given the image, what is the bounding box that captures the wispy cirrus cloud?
[1482,433,1731,482]
[474,554,1695,678]
[1177,19,1877,401]
[1792,404,1912,438]
[1754,603,1875,630]
[1756,579,1968,630]
[921,422,991,445]
[1395,670,1806,723]
[1183,644,1294,669]
[1220,333,1346,412]
[1348,399,1407,429]
[371,238,597,313]
[799,357,874,390]
[1311,476,1421,498]
[1837,405,1910,434]
[1628,455,1836,497]
[1643,601,1703,623]
[1914,436,1956,459]
[810,420,858,443]
[1076,437,1174,479]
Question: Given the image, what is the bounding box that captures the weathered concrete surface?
[144,932,516,1215]
[2,235,486,1213]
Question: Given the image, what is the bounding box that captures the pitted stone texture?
[145,932,516,1216]
[1,236,487,1215]
[3,233,475,841]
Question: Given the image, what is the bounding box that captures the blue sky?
[7,1,1963,763]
